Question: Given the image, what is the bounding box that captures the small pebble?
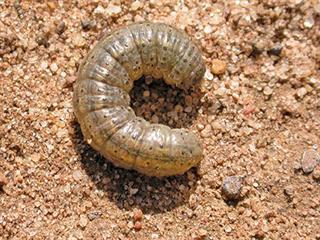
[224,225,232,233]
[184,106,192,113]
[30,153,41,162]
[106,4,122,16]
[263,86,273,96]
[204,68,214,81]
[129,188,139,195]
[200,124,212,138]
[204,25,213,34]
[50,63,58,73]
[254,230,265,239]
[36,34,49,47]
[296,87,307,99]
[40,61,48,70]
[267,43,282,56]
[56,21,66,35]
[143,90,150,97]
[151,114,159,123]
[134,221,142,231]
[222,176,243,201]
[81,19,94,31]
[175,104,183,113]
[283,185,294,198]
[198,228,208,238]
[0,172,8,186]
[133,209,143,221]
[301,149,320,174]
[79,214,88,228]
[312,166,320,180]
[211,59,227,75]
[87,211,102,221]
[304,16,314,28]
[251,41,266,56]
[131,1,142,11]
[73,34,86,47]
[72,170,83,181]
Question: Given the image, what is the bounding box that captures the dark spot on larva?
[163,46,167,51]
[122,135,125,139]
[149,147,153,150]
[142,43,146,47]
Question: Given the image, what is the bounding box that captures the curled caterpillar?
[73,22,206,177]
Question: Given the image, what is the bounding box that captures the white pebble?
[204,25,213,34]
[41,61,48,70]
[296,87,307,98]
[131,1,142,10]
[50,63,58,73]
[204,69,213,81]
[304,16,314,28]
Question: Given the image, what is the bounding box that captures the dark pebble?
[87,211,102,221]
[267,43,282,56]
[222,176,243,201]
[81,19,95,31]
[56,21,66,35]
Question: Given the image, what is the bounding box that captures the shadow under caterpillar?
[73,22,206,177]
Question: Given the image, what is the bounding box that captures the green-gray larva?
[73,22,205,177]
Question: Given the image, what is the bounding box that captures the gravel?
[1,0,320,239]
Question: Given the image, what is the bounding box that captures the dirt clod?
[301,149,320,174]
[211,59,227,75]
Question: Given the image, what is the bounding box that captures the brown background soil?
[1,0,320,239]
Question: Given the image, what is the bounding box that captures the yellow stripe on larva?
[73,22,206,177]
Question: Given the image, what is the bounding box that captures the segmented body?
[73,22,205,177]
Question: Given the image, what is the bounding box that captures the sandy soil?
[1,0,320,239]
